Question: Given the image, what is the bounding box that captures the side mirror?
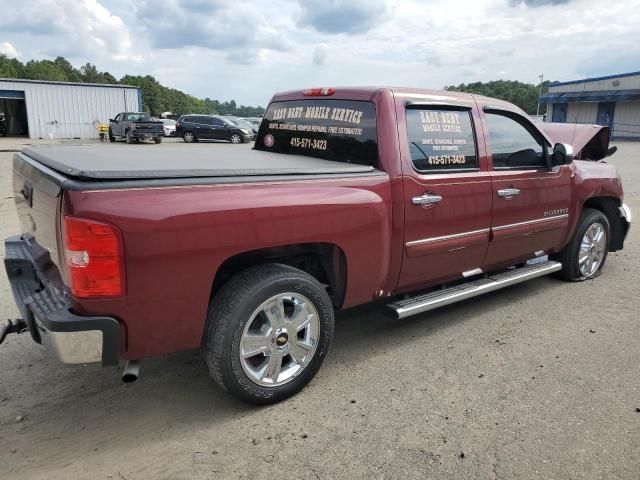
[553,143,574,165]
[109,119,115,123]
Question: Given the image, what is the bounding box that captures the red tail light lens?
[62,216,125,298]
[303,87,335,96]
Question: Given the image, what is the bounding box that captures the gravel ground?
[0,140,638,480]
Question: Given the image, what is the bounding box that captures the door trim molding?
[492,214,568,232]
[406,228,490,247]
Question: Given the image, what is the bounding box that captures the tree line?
[0,55,265,117]
[445,79,555,115]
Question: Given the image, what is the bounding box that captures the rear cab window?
[405,107,478,173]
[254,99,378,167]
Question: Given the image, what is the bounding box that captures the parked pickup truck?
[108,112,164,144]
[1,87,631,404]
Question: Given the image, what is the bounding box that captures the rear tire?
[202,264,334,405]
[552,208,610,281]
[183,131,196,143]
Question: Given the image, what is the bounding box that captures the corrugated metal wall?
[0,80,140,139]
[546,100,640,138]
[612,100,640,138]
[566,102,598,124]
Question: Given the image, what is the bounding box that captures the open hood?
[538,123,615,161]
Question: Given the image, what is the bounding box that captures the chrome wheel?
[183,131,195,143]
[230,133,242,144]
[578,222,607,277]
[239,292,320,387]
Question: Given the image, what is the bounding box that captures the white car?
[160,118,176,137]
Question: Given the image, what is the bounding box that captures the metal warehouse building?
[541,71,640,139]
[0,79,141,139]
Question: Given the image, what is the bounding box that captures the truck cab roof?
[270,86,526,116]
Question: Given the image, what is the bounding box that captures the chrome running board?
[386,261,562,319]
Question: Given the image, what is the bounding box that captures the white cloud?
[297,0,390,34]
[0,42,20,58]
[134,0,292,63]
[313,44,329,65]
[0,0,135,61]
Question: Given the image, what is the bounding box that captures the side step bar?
[386,260,562,319]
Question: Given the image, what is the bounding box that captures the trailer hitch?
[0,319,28,345]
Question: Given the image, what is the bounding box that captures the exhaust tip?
[122,360,140,383]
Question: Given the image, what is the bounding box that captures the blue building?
[541,71,640,140]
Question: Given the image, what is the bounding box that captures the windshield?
[234,119,255,130]
[254,99,378,167]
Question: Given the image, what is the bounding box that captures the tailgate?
[12,153,62,269]
[134,122,163,134]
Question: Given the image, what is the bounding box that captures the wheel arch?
[582,196,625,251]
[211,243,347,308]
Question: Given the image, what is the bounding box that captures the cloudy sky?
[1,0,639,106]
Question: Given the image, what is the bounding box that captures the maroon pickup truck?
[2,87,631,404]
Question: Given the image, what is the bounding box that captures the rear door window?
[255,99,378,167]
[405,107,478,172]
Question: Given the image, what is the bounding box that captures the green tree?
[23,59,67,81]
[445,79,555,114]
[3,55,266,116]
[53,56,82,82]
[0,54,21,78]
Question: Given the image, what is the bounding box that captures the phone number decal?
[428,155,466,165]
[290,137,328,150]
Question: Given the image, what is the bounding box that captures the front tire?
[203,264,334,405]
[108,128,115,142]
[126,130,134,144]
[552,208,610,281]
[154,137,162,144]
[230,132,243,144]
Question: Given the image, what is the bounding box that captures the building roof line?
[550,71,640,87]
[0,77,139,89]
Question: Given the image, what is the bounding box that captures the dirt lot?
[0,139,638,480]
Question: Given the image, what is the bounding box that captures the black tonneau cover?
[22,144,374,180]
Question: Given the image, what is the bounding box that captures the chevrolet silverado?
[1,87,631,404]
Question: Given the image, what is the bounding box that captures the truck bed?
[22,144,374,180]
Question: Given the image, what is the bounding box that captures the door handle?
[412,193,442,205]
[497,188,520,198]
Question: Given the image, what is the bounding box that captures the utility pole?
[536,74,544,118]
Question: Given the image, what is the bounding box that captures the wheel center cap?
[275,332,288,347]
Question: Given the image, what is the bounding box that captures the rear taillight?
[303,87,335,96]
[62,216,125,298]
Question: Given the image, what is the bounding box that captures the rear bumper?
[3,235,120,366]
[130,130,162,138]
